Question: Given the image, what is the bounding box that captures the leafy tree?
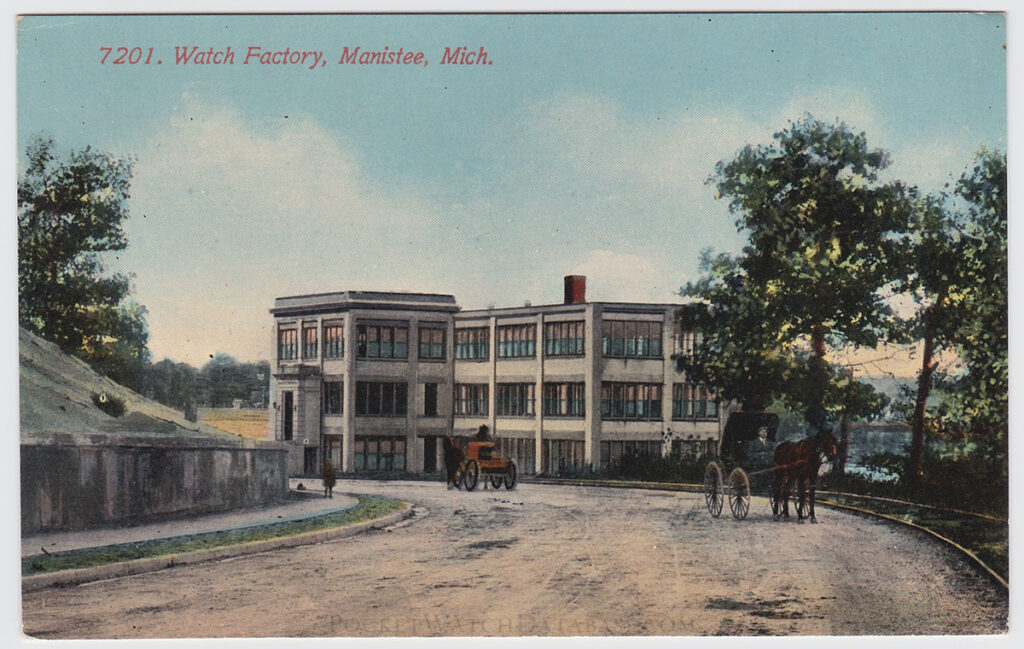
[676,251,798,412]
[708,116,914,431]
[200,353,270,408]
[142,358,203,416]
[18,135,150,388]
[322,459,337,498]
[896,150,1006,482]
[944,150,1007,462]
[898,195,964,480]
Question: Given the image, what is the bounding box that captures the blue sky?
[15,12,1007,368]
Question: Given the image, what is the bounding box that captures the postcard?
[14,10,1009,641]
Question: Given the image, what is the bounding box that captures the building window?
[600,440,662,469]
[601,320,663,358]
[497,323,536,358]
[453,384,489,416]
[302,326,318,359]
[673,383,718,419]
[323,381,343,415]
[496,383,536,416]
[542,439,585,475]
[424,383,438,417]
[455,327,489,360]
[496,437,536,475]
[600,382,663,420]
[355,381,408,416]
[278,329,298,360]
[674,330,702,358]
[323,323,344,358]
[544,321,585,356]
[543,382,585,417]
[419,327,445,360]
[354,436,406,472]
[357,324,409,359]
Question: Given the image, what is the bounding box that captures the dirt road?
[22,480,1008,638]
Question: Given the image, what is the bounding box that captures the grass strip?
[819,493,1007,582]
[23,494,401,576]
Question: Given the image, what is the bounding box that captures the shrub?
[91,391,126,417]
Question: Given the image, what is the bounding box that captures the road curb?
[22,501,414,593]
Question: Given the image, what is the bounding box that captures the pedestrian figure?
[322,458,336,499]
[474,424,491,442]
[442,437,464,489]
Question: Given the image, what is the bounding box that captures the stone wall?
[21,432,289,534]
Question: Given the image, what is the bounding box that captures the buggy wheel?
[704,462,724,518]
[728,468,750,520]
[463,460,480,491]
[504,462,517,490]
[490,474,504,489]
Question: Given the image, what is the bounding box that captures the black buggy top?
[718,411,780,469]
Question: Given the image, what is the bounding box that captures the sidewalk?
[22,490,357,557]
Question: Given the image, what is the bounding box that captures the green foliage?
[676,252,797,411]
[710,116,915,352]
[830,445,1007,518]
[893,150,1007,480]
[200,354,271,408]
[141,358,203,414]
[944,150,1008,441]
[683,116,914,431]
[555,454,713,483]
[18,135,150,389]
[322,459,337,488]
[90,391,126,418]
[138,354,270,414]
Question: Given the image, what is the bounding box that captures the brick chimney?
[563,275,586,305]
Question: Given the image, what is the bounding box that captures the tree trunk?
[811,324,827,359]
[909,298,941,483]
[808,324,829,433]
[836,411,850,475]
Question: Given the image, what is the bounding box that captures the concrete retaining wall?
[21,432,289,533]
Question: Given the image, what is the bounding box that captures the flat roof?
[456,301,693,317]
[271,290,459,317]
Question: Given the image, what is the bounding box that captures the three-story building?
[269,277,722,475]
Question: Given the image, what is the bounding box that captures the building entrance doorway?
[324,436,343,470]
[304,447,318,475]
[282,391,294,440]
[423,436,437,473]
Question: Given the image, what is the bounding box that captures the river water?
[843,426,912,480]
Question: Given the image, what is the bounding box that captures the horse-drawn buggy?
[447,439,518,491]
[704,412,837,522]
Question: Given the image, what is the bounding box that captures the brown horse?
[772,430,838,523]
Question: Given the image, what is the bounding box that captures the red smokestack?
[564,275,586,305]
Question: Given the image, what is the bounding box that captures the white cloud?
[571,250,684,304]
[518,86,983,199]
[132,94,434,239]
[774,86,886,141]
[122,96,448,366]
[520,93,767,197]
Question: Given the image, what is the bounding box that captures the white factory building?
[268,276,722,476]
